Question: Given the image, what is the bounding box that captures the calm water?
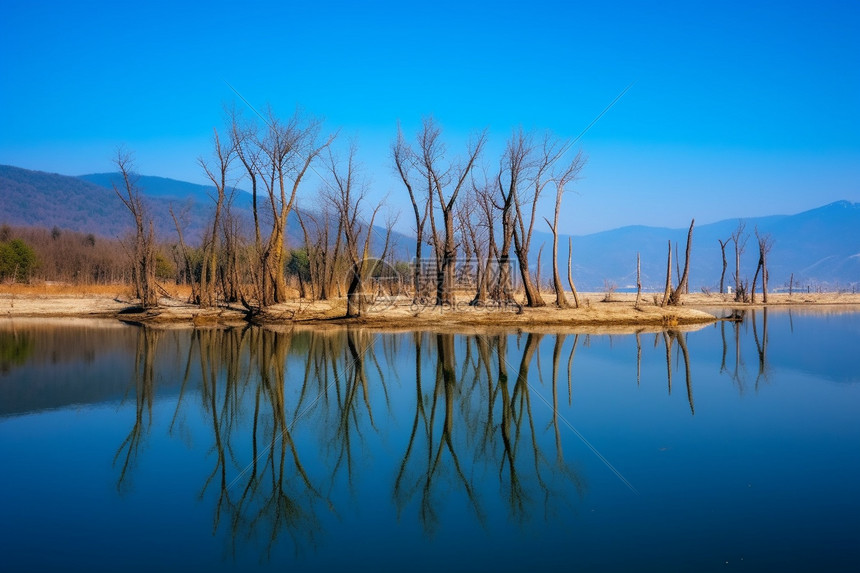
[1,311,858,572]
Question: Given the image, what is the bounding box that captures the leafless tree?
[718,237,730,294]
[392,123,430,303]
[567,237,580,308]
[731,220,749,302]
[324,143,391,318]
[635,252,642,309]
[668,219,694,305]
[169,205,198,302]
[511,134,561,307]
[544,150,586,308]
[751,229,774,303]
[231,108,335,307]
[494,130,531,303]
[469,170,498,305]
[661,240,672,308]
[112,149,157,308]
[198,128,235,307]
[414,118,486,306]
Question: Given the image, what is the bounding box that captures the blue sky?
[1,0,858,234]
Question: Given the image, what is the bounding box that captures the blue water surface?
[0,310,858,572]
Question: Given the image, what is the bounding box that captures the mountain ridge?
[2,164,857,290]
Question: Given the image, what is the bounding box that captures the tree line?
[6,105,779,310]
[116,109,603,315]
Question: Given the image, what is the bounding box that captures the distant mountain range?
[534,200,860,292]
[1,164,858,290]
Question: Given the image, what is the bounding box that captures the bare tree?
[169,205,198,302]
[635,252,642,310]
[494,130,531,303]
[469,171,498,306]
[668,219,694,305]
[751,228,774,304]
[567,237,581,308]
[731,220,749,302]
[392,123,430,303]
[661,240,672,308]
[718,237,730,294]
[235,109,336,307]
[229,110,263,256]
[544,150,586,308]
[511,135,560,307]
[324,143,391,318]
[415,118,486,306]
[112,149,157,308]
[198,128,235,307]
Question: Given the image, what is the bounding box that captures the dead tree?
[751,229,774,304]
[718,237,730,294]
[512,134,559,307]
[324,143,391,318]
[494,131,531,303]
[252,109,335,306]
[567,237,581,308]
[731,220,749,302]
[470,171,498,306]
[416,118,486,306]
[635,252,642,309]
[198,128,235,307]
[661,240,672,308]
[392,123,430,303]
[668,219,694,305]
[169,205,198,303]
[112,149,158,308]
[544,150,586,308]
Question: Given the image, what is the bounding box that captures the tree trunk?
[567,237,580,308]
[513,228,545,307]
[661,240,672,308]
[669,219,694,305]
[635,252,641,309]
[549,226,568,308]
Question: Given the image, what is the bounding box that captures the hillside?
[2,164,857,290]
[0,165,405,257]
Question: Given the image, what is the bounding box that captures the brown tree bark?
[669,219,694,305]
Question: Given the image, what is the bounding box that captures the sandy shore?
[2,288,858,331]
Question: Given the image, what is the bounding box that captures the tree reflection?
[113,327,159,492]
[393,332,586,531]
[0,329,33,374]
[111,326,601,555]
[718,310,770,393]
[661,330,694,415]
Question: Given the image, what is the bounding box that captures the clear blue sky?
[1,0,858,235]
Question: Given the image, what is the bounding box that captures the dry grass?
[0,281,194,299]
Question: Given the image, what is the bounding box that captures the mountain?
[0,165,406,256]
[2,164,857,289]
[0,165,129,237]
[539,201,860,291]
[78,172,255,210]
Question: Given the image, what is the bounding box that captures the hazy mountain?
[2,164,857,290]
[538,201,860,291]
[0,165,405,255]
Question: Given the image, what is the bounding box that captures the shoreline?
[2,291,859,331]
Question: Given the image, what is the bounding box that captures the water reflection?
[0,329,33,374]
[2,309,858,569]
[108,326,600,551]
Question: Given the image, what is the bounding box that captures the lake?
[1,310,858,572]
